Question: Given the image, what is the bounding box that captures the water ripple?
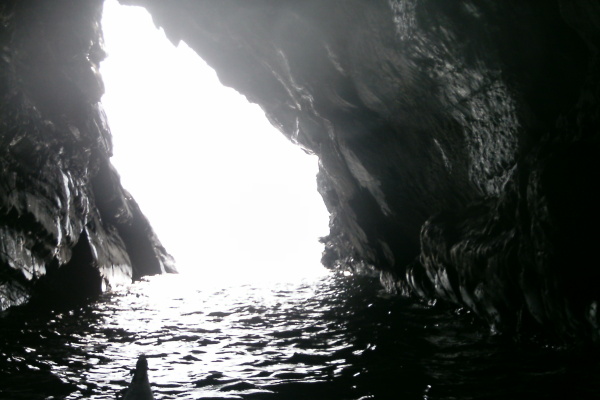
[0,273,599,399]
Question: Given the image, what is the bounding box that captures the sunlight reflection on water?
[81,273,354,399]
[1,273,600,399]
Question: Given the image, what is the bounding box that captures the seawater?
[1,273,599,399]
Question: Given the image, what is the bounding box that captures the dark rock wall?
[0,0,175,311]
[121,0,599,341]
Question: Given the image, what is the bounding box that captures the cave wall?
[1,0,599,342]
[0,0,175,311]
[119,0,600,341]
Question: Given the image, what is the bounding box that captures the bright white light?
[100,0,330,283]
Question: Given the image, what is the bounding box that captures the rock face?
[1,0,599,342]
[0,0,175,311]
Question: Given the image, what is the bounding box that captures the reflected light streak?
[100,0,330,284]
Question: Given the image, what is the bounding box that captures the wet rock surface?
[0,0,175,311]
[1,0,599,343]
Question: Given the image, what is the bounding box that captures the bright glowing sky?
[100,0,330,283]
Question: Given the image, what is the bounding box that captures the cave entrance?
[100,0,329,283]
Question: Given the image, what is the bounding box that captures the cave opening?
[3,1,600,397]
[100,0,330,284]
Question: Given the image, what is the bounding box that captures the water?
[1,273,599,399]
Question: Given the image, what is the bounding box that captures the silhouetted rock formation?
[0,0,175,311]
[1,0,599,342]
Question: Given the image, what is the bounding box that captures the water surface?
[1,273,598,399]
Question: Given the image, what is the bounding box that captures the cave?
[1,0,600,397]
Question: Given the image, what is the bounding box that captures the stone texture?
[0,0,175,311]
